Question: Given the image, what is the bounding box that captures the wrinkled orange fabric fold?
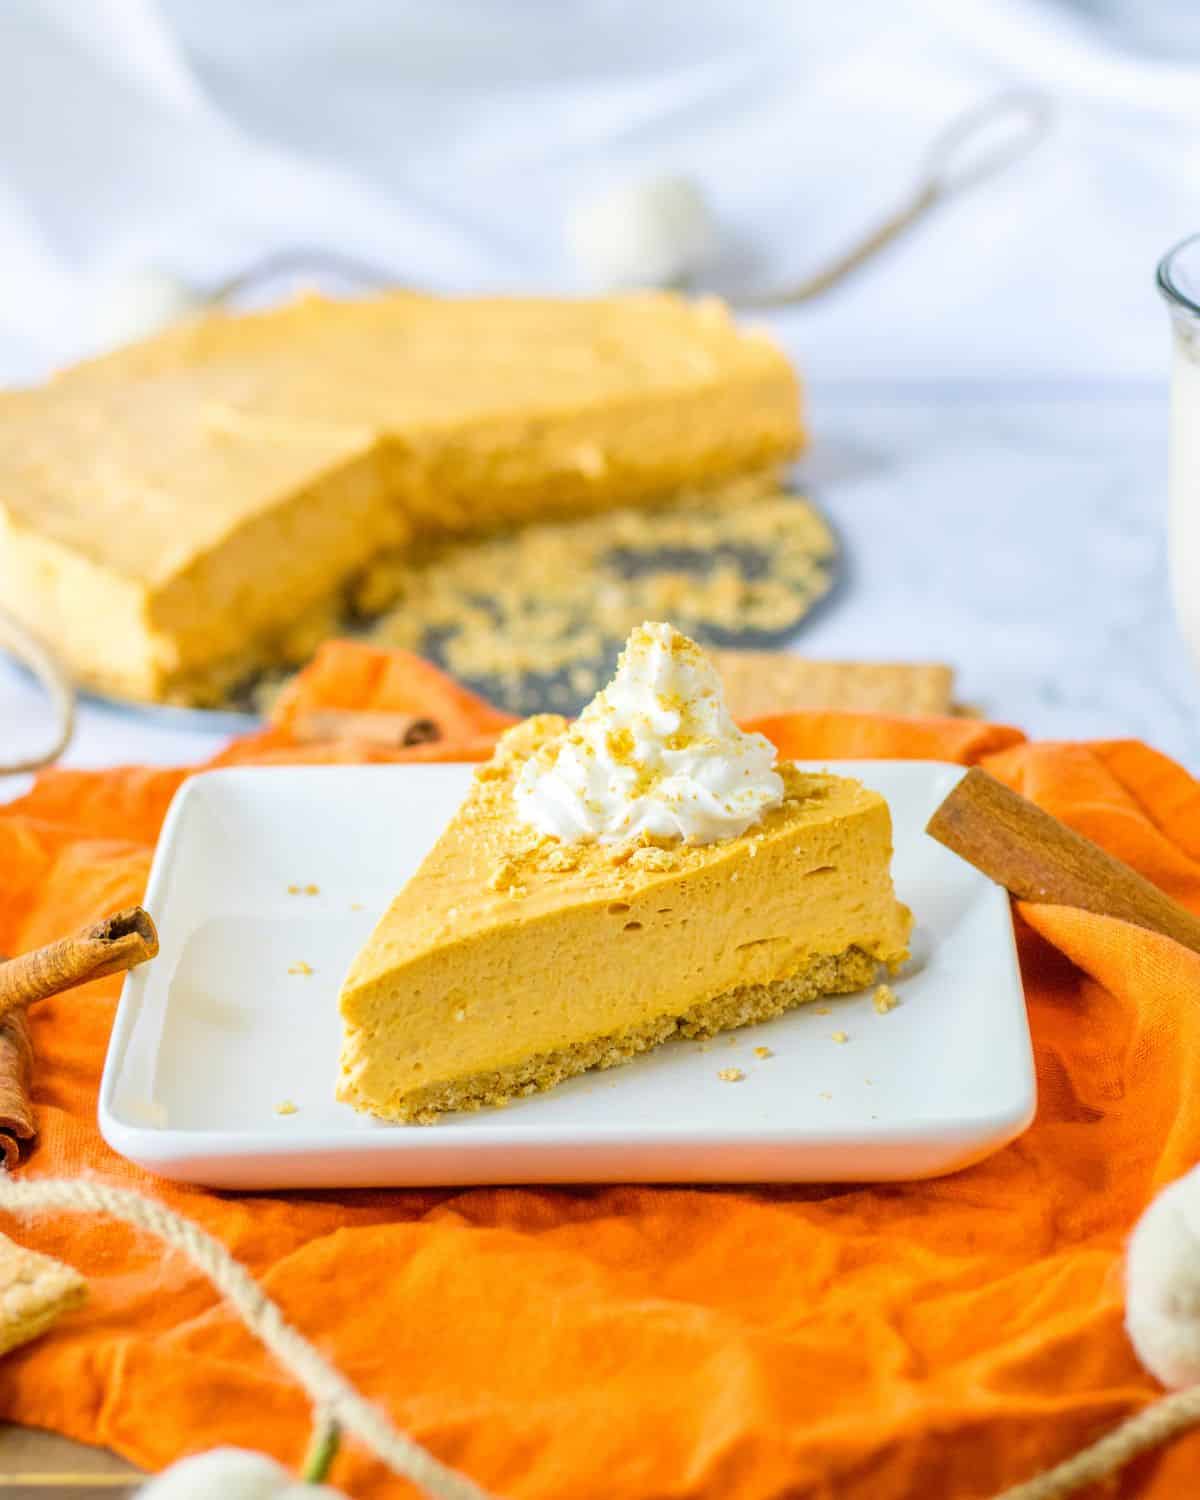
[2,640,1198,1499]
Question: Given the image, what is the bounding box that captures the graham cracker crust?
[364,944,882,1125]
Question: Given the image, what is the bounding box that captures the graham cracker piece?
[0,1232,86,1356]
[713,651,955,720]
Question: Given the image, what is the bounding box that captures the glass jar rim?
[1159,233,1200,318]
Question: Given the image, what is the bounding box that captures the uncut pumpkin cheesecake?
[0,291,800,704]
[338,623,911,1123]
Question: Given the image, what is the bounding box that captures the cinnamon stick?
[927,768,1200,956]
[0,907,159,1025]
[288,709,441,749]
[0,1008,34,1170]
[0,908,159,1168]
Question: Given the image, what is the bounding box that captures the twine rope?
[0,1177,494,1500]
[988,1383,1200,1499]
[0,608,75,775]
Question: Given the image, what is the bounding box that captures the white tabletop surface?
[3,376,1193,802]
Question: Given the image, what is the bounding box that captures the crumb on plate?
[873,983,899,1014]
[717,1068,745,1083]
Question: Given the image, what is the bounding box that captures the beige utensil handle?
[0,1479,139,1490]
[735,91,1053,308]
[0,608,76,774]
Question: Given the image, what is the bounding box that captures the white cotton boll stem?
[566,174,718,290]
[1126,1163,1200,1388]
[136,1447,347,1499]
[88,266,209,352]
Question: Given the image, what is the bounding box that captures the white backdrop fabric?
[0,0,1197,385]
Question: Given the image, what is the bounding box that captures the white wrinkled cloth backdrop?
[2,0,1200,787]
[1,0,1197,382]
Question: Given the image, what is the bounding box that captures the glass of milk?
[1161,235,1200,662]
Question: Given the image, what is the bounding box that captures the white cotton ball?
[566,174,718,290]
[136,1448,288,1499]
[1126,1163,1200,1388]
[88,266,209,352]
[136,1446,347,1499]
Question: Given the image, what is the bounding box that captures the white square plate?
[99,762,1034,1189]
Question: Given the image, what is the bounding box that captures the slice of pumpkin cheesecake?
[337,624,911,1123]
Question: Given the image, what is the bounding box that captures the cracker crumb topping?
[360,472,834,714]
[488,857,526,894]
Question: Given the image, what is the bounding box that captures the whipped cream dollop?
[514,622,784,845]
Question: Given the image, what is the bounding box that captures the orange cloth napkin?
[3,640,1200,1498]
